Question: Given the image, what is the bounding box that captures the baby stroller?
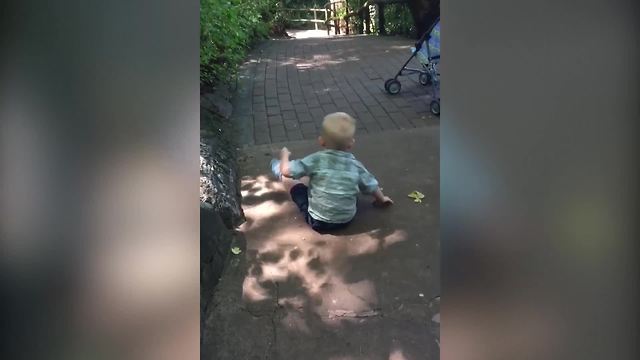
[384,17,440,116]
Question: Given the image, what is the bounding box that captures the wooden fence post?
[345,0,349,35]
[333,3,339,35]
[314,8,318,30]
[378,3,386,35]
[365,5,371,34]
[325,6,330,35]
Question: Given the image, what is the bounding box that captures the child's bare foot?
[373,196,394,208]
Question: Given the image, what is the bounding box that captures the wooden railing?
[278,0,410,36]
[281,8,329,31]
[324,0,409,36]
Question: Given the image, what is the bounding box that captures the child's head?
[319,112,356,150]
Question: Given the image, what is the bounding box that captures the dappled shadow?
[234,170,440,359]
[252,35,431,101]
[241,190,290,206]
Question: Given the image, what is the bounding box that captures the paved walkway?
[203,35,440,360]
[232,35,439,145]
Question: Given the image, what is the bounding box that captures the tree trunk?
[407,0,440,39]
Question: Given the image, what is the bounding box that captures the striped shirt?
[288,149,379,223]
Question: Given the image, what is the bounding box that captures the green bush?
[384,4,416,37]
[357,2,414,37]
[200,0,276,85]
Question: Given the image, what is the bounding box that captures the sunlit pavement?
[204,126,440,360]
[231,31,439,146]
[286,29,333,39]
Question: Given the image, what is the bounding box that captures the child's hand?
[280,147,291,157]
[373,196,394,208]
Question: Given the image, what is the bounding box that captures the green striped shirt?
[289,150,379,223]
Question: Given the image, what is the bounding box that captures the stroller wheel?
[386,79,401,95]
[430,100,440,116]
[419,73,432,86]
[384,78,394,90]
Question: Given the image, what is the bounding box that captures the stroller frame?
[384,17,440,116]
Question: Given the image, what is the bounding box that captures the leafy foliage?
[201,0,328,85]
[200,0,277,85]
[384,4,416,37]
[200,0,418,85]
[348,1,415,37]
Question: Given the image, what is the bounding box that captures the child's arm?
[278,147,313,179]
[371,187,394,208]
[358,166,393,208]
[278,147,293,177]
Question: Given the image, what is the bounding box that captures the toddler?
[270,112,393,233]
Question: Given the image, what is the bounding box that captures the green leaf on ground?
[408,191,425,203]
[231,247,242,255]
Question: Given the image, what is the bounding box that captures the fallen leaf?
[408,191,425,203]
[231,247,242,255]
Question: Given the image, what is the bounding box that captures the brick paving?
[232,35,439,145]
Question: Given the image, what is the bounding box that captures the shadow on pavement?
[235,172,438,360]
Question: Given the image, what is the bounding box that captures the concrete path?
[204,126,440,360]
[203,34,440,360]
[232,35,439,146]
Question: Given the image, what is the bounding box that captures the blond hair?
[321,112,356,149]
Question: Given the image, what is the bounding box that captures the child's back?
[286,149,379,223]
[272,112,393,233]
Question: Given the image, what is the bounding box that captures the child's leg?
[310,219,351,233]
[282,176,308,192]
[289,183,310,215]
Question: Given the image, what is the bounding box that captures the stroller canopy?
[427,20,440,58]
[414,19,440,65]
